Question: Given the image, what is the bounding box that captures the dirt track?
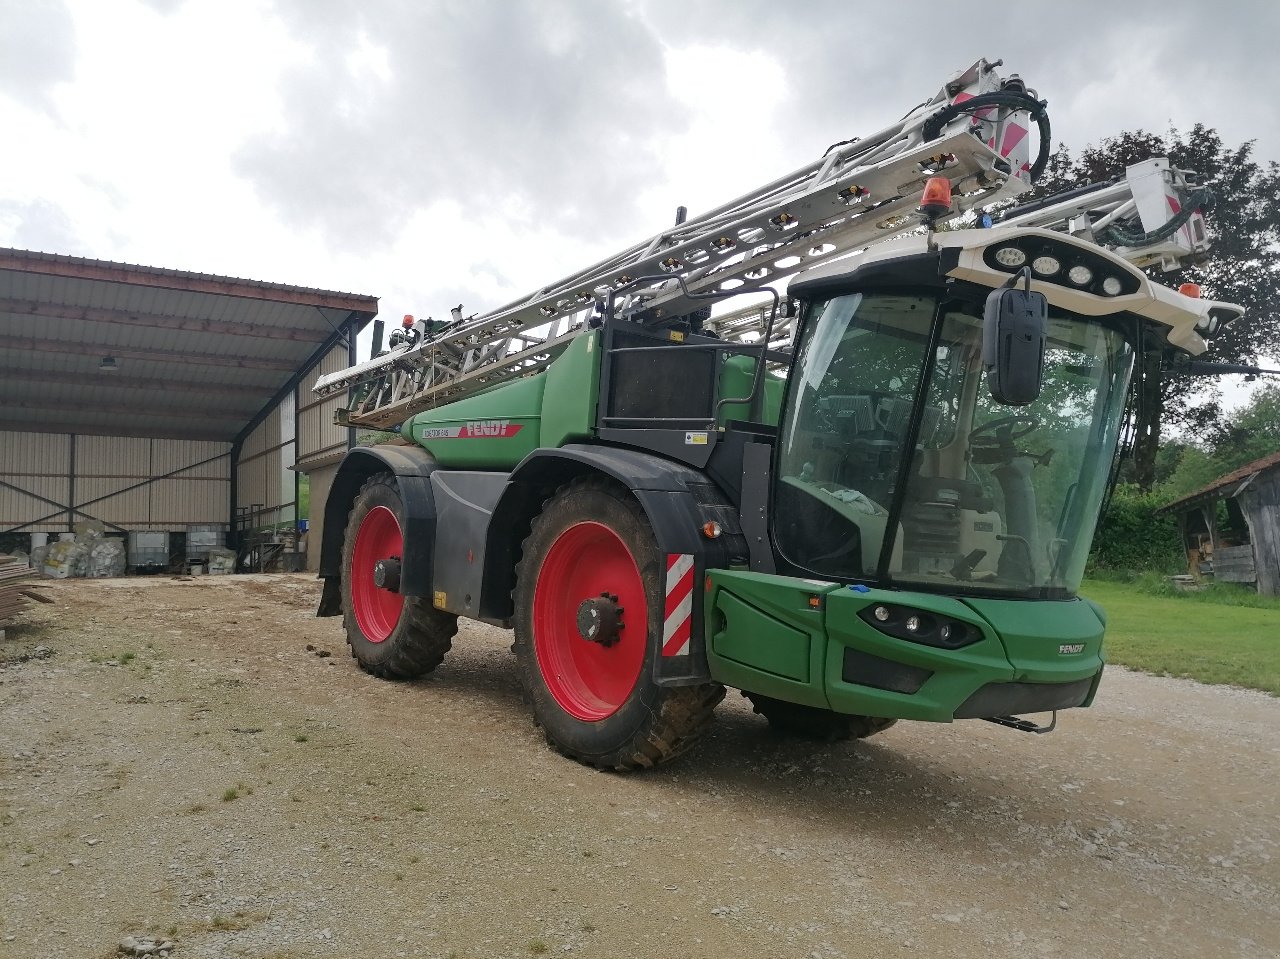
[1,575,1277,959]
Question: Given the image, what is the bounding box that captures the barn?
[0,247,376,574]
[1159,450,1280,596]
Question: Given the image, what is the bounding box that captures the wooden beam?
[0,296,331,343]
[0,249,378,314]
[0,334,297,370]
[0,366,269,398]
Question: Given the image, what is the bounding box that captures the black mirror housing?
[983,285,1047,406]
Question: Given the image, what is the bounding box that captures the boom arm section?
[997,157,1213,272]
[316,57,1049,429]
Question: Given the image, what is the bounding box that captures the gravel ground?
[1,574,1277,959]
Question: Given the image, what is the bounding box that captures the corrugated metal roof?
[0,246,377,441]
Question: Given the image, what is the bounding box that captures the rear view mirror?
[983,282,1046,406]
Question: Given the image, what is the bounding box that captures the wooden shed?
[1159,450,1280,595]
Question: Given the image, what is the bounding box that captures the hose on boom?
[921,90,1052,182]
[1096,187,1216,248]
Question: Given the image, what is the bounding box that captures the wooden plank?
[1213,544,1257,583]
[0,555,35,623]
[1239,471,1280,597]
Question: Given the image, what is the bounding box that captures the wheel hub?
[372,557,402,592]
[576,592,624,647]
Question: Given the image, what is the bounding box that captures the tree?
[1153,383,1280,501]
[1207,382,1280,467]
[1018,127,1280,490]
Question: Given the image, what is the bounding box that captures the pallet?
[0,557,42,626]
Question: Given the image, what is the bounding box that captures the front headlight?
[857,603,981,649]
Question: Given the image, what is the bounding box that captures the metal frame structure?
[0,248,376,552]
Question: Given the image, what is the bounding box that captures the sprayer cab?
[775,225,1240,598]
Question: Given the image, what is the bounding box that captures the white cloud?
[2,0,1277,361]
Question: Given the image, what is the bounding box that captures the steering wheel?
[969,413,1040,449]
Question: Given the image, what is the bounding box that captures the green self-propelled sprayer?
[311,58,1245,769]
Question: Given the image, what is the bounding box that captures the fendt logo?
[1058,643,1086,655]
[419,420,524,440]
[462,420,521,438]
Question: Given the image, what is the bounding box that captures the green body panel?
[822,586,1018,722]
[706,573,829,708]
[406,332,601,469]
[706,569,1106,722]
[960,596,1106,688]
[405,332,785,468]
[716,355,784,427]
[407,375,545,468]
[540,332,601,448]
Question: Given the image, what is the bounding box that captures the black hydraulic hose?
[921,90,1052,183]
[992,176,1121,223]
[1097,188,1215,247]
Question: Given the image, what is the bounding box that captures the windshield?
[774,290,1134,598]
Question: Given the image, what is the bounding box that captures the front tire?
[341,473,457,679]
[513,477,723,771]
[743,692,897,741]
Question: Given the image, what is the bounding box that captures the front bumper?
[704,570,1106,722]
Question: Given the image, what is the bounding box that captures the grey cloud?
[234,0,1280,265]
[0,197,82,253]
[0,0,76,116]
[637,0,1280,164]
[235,0,685,250]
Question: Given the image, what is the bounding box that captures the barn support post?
[1242,477,1280,596]
[1201,503,1218,560]
[347,319,359,452]
[67,433,75,533]
[1175,510,1192,577]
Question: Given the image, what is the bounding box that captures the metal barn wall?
[0,432,70,533]
[297,343,351,470]
[0,429,230,532]
[236,399,296,530]
[149,439,232,527]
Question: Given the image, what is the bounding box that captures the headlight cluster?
[857,603,981,649]
[984,241,1137,298]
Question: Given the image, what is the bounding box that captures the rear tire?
[743,692,896,741]
[513,477,723,771]
[341,473,457,679]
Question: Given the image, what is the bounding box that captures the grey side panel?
[430,471,510,618]
[740,441,776,574]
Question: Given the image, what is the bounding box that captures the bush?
[1088,485,1182,574]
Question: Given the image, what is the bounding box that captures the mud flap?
[317,575,342,617]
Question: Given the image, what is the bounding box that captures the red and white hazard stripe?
[662,553,694,657]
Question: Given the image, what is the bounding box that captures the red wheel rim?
[533,521,647,721]
[351,505,404,642]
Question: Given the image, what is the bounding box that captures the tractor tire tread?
[514,475,724,771]
[342,473,457,681]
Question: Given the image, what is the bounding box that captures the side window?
[775,293,936,578]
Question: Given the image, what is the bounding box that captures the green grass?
[1082,578,1280,695]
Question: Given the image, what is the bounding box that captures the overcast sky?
[3,0,1277,393]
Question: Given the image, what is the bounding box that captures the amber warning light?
[920,177,953,220]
